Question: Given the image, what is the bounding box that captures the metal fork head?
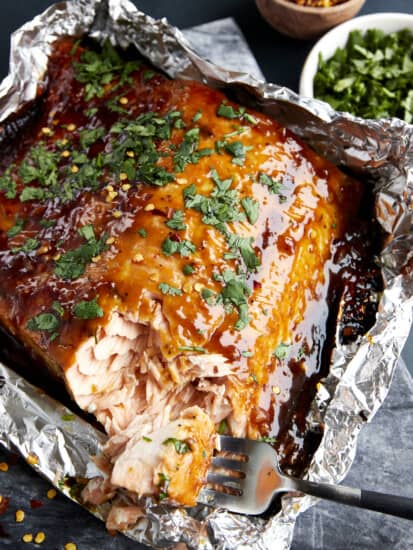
[198,435,293,515]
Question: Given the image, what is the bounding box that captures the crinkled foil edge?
[0,1,413,549]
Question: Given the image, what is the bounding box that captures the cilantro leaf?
[161,237,196,257]
[7,218,25,238]
[11,238,39,254]
[27,313,60,333]
[73,40,141,101]
[162,438,191,454]
[241,197,259,224]
[79,127,105,149]
[217,102,245,119]
[224,141,251,166]
[73,297,104,319]
[273,342,291,360]
[314,28,413,121]
[19,187,48,202]
[158,282,182,296]
[165,210,186,230]
[182,263,195,276]
[52,301,65,317]
[54,230,108,280]
[260,436,276,445]
[0,168,17,199]
[216,269,251,330]
[259,173,283,194]
[218,419,228,434]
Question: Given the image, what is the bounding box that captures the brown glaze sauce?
[0,38,382,481]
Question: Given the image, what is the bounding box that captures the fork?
[198,436,413,519]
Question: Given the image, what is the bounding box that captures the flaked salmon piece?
[111,406,215,505]
[106,505,145,532]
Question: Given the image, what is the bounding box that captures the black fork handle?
[292,478,413,520]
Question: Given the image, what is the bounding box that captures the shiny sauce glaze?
[0,38,382,478]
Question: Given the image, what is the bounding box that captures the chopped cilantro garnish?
[174,128,205,172]
[143,70,155,81]
[52,301,65,317]
[241,197,259,224]
[178,345,207,354]
[162,438,191,454]
[142,436,152,442]
[314,28,413,121]
[224,126,248,139]
[73,40,141,101]
[244,113,258,125]
[215,269,251,330]
[85,107,98,118]
[158,472,170,483]
[201,288,215,304]
[226,233,260,271]
[0,168,17,199]
[273,342,291,360]
[73,296,104,320]
[158,283,182,296]
[61,414,75,422]
[19,187,49,202]
[184,170,245,228]
[259,173,283,194]
[137,228,147,237]
[11,237,39,254]
[217,102,257,125]
[27,312,60,333]
[241,350,253,357]
[224,141,251,166]
[217,102,245,119]
[54,229,108,280]
[192,110,202,122]
[260,436,276,445]
[19,144,59,187]
[6,218,25,238]
[161,237,196,257]
[182,264,195,276]
[78,224,96,242]
[79,127,105,149]
[218,419,228,434]
[165,210,186,230]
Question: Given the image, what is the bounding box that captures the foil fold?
[0,1,412,548]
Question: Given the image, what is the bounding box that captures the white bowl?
[299,12,413,98]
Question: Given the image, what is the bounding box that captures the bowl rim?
[270,0,364,15]
[299,11,413,97]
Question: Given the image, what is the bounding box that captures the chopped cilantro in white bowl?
[299,12,413,121]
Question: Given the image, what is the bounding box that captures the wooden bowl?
[255,0,366,40]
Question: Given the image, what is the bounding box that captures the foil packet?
[0,1,413,548]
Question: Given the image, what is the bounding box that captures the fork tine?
[206,472,242,488]
[218,435,257,455]
[211,456,248,473]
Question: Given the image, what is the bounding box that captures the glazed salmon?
[0,38,374,527]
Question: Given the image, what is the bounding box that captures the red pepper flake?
[253,280,262,290]
[30,499,43,509]
[169,233,181,243]
[0,497,10,515]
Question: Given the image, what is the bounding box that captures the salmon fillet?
[0,38,366,521]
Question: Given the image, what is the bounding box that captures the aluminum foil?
[0,1,412,549]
